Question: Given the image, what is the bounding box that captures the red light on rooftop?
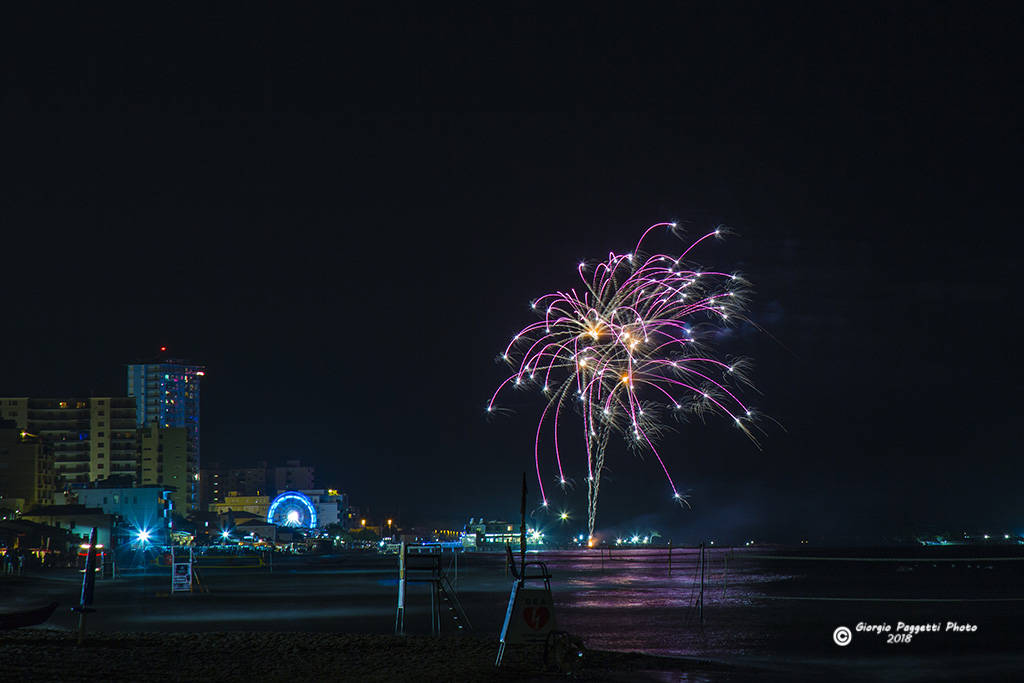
[160,346,167,352]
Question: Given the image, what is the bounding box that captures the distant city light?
[136,529,151,543]
[159,346,166,352]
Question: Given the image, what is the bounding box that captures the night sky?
[3,5,1021,542]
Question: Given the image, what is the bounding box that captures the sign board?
[171,561,192,592]
[500,587,557,645]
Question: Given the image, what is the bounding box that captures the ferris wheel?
[267,491,318,528]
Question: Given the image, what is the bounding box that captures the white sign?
[171,561,192,592]
[503,588,557,645]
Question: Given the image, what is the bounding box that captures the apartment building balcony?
[55,453,91,463]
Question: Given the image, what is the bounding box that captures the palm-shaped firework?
[489,222,758,541]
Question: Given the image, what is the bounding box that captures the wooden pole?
[699,542,705,624]
[722,549,728,598]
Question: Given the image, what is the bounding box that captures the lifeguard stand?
[394,542,472,635]
[495,543,556,667]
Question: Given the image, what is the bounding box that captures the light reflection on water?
[527,547,783,659]
[507,544,1024,677]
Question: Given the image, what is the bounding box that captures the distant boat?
[0,601,59,630]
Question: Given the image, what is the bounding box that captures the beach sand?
[0,629,738,682]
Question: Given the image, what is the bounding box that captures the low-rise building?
[20,504,115,547]
[461,518,545,549]
[0,420,55,510]
[211,493,270,520]
[296,489,348,527]
[71,485,173,536]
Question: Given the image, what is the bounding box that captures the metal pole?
[668,540,672,576]
[519,473,527,579]
[75,527,98,645]
[432,552,440,635]
[395,541,406,635]
[430,572,436,635]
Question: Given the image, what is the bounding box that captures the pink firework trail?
[488,222,758,540]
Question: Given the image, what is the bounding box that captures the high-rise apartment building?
[198,462,271,512]
[198,461,227,512]
[126,360,204,510]
[231,462,270,496]
[139,425,192,510]
[274,460,314,492]
[0,397,138,484]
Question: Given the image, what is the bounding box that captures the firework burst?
[488,222,758,540]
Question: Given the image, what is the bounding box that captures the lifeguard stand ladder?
[394,542,472,635]
[495,544,555,667]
